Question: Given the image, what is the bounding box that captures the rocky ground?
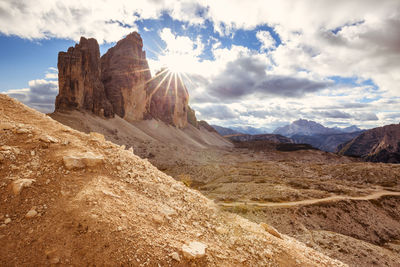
[50,104,400,266]
[161,142,400,266]
[0,94,347,266]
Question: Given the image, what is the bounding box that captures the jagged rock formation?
[55,37,114,117]
[55,33,190,128]
[198,121,218,133]
[145,70,189,128]
[338,123,400,163]
[212,125,242,136]
[101,32,151,122]
[187,106,199,128]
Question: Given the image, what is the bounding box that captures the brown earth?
[49,100,400,266]
[1,94,349,266]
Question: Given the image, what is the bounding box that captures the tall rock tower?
[55,37,114,117]
[101,32,151,122]
[145,70,189,128]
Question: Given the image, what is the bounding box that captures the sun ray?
[180,72,195,88]
[174,72,178,109]
[164,70,174,96]
[145,68,169,84]
[148,71,171,99]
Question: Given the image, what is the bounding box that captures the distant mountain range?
[211,125,271,135]
[338,123,400,163]
[211,125,242,136]
[213,119,365,153]
[273,119,362,137]
[291,131,364,152]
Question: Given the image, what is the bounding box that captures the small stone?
[181,241,207,259]
[11,179,35,195]
[4,218,11,224]
[63,155,85,170]
[49,257,60,264]
[170,252,180,262]
[215,226,228,235]
[0,154,4,162]
[16,128,31,134]
[260,223,282,239]
[26,209,38,218]
[39,134,58,143]
[90,132,105,142]
[152,214,164,224]
[0,122,14,130]
[30,150,35,156]
[45,179,51,184]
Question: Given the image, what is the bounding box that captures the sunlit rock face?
[101,32,151,122]
[56,32,190,128]
[145,70,189,128]
[55,37,114,117]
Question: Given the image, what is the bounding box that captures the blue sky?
[1,1,399,130]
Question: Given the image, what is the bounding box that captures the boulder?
[63,152,104,170]
[11,179,35,195]
[181,241,207,259]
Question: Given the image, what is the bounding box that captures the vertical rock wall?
[55,37,114,117]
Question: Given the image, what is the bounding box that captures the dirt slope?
[0,94,345,266]
[50,110,232,166]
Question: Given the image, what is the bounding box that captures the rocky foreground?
[0,94,346,266]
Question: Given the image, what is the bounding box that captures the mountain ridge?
[338,123,400,163]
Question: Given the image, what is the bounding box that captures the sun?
[159,53,192,74]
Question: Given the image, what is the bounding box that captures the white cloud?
[256,30,275,50]
[4,69,58,113]
[2,0,399,129]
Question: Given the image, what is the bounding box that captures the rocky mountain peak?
[55,32,189,128]
[338,123,400,163]
[55,36,114,117]
[101,32,151,122]
[273,119,339,137]
[145,69,189,128]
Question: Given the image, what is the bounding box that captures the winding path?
[218,190,400,208]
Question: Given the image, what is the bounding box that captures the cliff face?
[101,32,151,122]
[55,33,190,128]
[55,37,114,117]
[338,124,400,163]
[145,70,189,128]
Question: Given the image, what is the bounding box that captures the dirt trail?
[218,190,400,208]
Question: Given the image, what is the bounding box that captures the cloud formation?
[1,0,399,129]
[208,56,332,99]
[4,69,58,113]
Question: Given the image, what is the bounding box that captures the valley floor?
[161,146,400,267]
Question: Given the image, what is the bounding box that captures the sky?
[0,0,399,131]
